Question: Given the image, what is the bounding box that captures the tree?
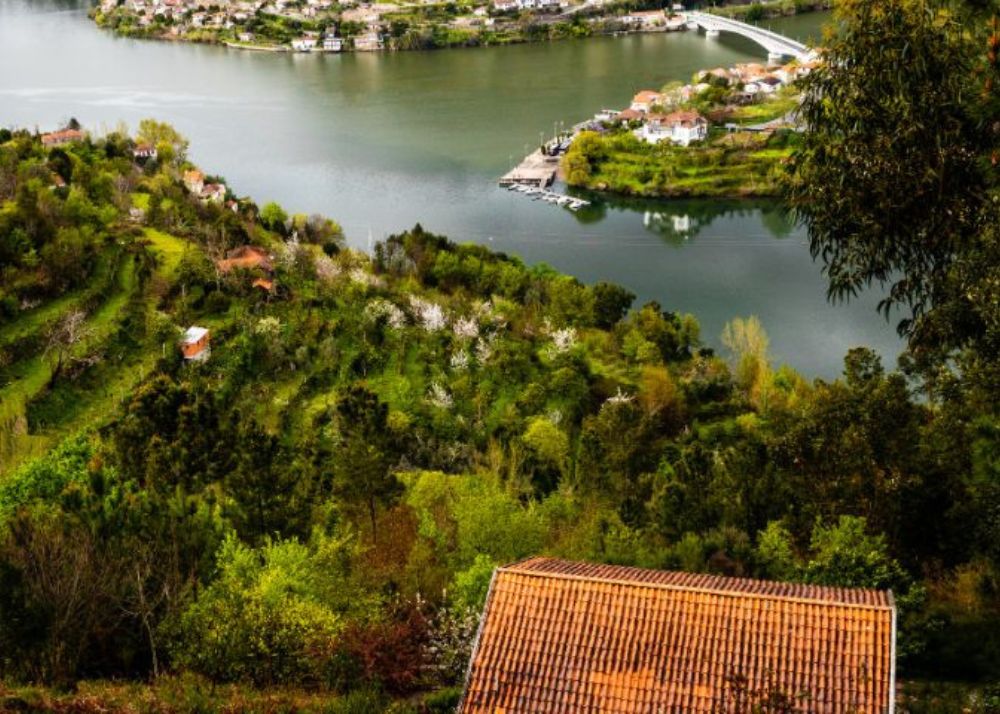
[260,201,288,235]
[785,0,998,384]
[803,516,906,591]
[330,385,403,542]
[721,316,772,410]
[591,281,635,329]
[44,309,92,385]
[135,119,188,161]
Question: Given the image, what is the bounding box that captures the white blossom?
[349,267,375,286]
[550,327,577,353]
[409,296,447,332]
[364,298,406,329]
[253,316,282,337]
[314,253,341,283]
[474,335,495,363]
[605,388,635,407]
[452,316,479,340]
[427,381,453,409]
[450,349,470,371]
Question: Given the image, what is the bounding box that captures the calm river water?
[0,1,900,376]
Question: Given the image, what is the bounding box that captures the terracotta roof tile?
[460,557,895,713]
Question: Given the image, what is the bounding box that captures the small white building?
[638,110,708,147]
[353,31,384,50]
[181,326,211,361]
[291,36,318,51]
[323,35,343,51]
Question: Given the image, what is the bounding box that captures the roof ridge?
[501,557,895,612]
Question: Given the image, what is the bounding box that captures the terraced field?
[0,230,190,473]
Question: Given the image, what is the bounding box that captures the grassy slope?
[577,131,794,198]
[0,230,195,473]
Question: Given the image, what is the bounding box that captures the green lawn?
[143,227,188,280]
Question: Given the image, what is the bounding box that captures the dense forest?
[2,0,1000,709]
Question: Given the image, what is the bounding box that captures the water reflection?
[568,192,797,245]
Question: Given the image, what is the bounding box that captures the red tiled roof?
[217,245,273,274]
[632,90,662,104]
[41,129,84,146]
[460,557,895,713]
[655,110,708,127]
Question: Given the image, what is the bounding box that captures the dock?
[503,183,590,212]
[499,149,560,188]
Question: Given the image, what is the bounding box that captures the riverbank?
[89,0,825,55]
[712,0,833,23]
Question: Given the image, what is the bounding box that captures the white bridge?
[684,11,811,61]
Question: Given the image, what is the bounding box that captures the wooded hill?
[0,124,997,712]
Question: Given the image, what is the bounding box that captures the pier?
[499,149,560,188]
[503,183,590,212]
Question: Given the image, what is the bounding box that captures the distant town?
[91,0,825,53]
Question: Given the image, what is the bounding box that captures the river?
[0,1,901,377]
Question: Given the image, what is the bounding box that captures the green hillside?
[0,124,997,712]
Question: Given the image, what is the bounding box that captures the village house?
[620,9,666,29]
[353,31,384,51]
[183,169,205,194]
[200,182,226,203]
[40,128,84,147]
[291,36,317,51]
[133,143,158,161]
[613,107,643,125]
[756,75,783,94]
[180,326,211,361]
[323,34,343,51]
[629,90,663,113]
[216,245,274,274]
[459,557,896,714]
[638,109,708,146]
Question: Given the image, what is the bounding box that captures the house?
[40,128,84,147]
[201,183,226,203]
[181,326,211,361]
[492,0,518,11]
[620,9,665,28]
[459,557,896,714]
[614,107,643,124]
[639,110,708,146]
[629,90,663,113]
[353,31,384,51]
[133,143,158,160]
[183,169,205,194]
[237,31,255,42]
[323,34,343,51]
[758,75,783,94]
[216,245,274,274]
[291,36,317,51]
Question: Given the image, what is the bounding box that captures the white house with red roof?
[638,110,709,147]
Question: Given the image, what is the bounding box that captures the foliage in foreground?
[0,124,997,705]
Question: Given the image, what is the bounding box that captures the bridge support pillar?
[768,51,785,64]
[705,28,719,38]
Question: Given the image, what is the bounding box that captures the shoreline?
[91,3,828,56]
